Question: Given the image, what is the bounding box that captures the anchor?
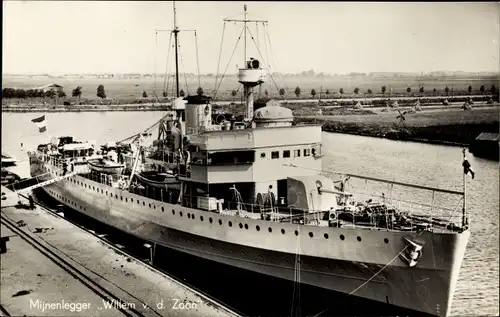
[400,236,424,267]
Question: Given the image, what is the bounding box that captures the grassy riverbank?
[2,92,497,113]
[295,108,500,146]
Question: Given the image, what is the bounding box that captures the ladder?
[7,170,84,197]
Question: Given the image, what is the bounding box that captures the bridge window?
[204,150,255,165]
[304,149,311,157]
[283,150,290,158]
[271,151,279,159]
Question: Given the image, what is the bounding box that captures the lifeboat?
[87,158,125,175]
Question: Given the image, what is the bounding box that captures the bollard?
[56,204,64,217]
[0,237,10,254]
[144,243,155,265]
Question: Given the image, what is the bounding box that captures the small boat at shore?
[87,158,125,175]
[1,153,17,167]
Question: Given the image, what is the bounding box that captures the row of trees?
[2,87,67,99]
[287,84,497,99]
[2,86,85,99]
[3,84,496,100]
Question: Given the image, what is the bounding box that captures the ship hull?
[30,157,469,317]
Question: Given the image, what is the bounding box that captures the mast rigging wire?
[163,33,173,97]
[117,114,170,144]
[177,38,190,95]
[245,26,282,99]
[213,22,227,96]
[264,23,285,93]
[154,31,158,95]
[194,31,201,89]
[213,25,245,101]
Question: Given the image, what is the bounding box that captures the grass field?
[3,74,499,102]
[302,107,499,127]
[296,107,500,145]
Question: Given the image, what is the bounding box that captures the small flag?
[31,115,47,133]
[462,151,475,179]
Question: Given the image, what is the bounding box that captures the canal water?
[2,111,499,316]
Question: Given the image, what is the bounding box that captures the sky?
[3,1,500,75]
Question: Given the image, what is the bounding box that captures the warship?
[28,4,470,316]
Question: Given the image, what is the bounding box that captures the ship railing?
[328,172,465,232]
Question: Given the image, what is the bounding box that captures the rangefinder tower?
[226,5,267,124]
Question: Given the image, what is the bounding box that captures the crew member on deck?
[29,195,35,210]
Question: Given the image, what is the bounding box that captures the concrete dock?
[0,186,238,317]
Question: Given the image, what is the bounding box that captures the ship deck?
[0,185,239,317]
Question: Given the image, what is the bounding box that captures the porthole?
[115,194,118,199]
[120,196,123,201]
[340,234,345,240]
[281,229,285,234]
[172,209,175,215]
[256,225,260,231]
[228,221,232,227]
[200,216,204,221]
[295,230,299,236]
[125,198,128,202]
[244,224,248,230]
[149,203,151,208]
[324,233,329,239]
[268,227,272,233]
[309,232,314,238]
[384,238,389,244]
[137,200,140,204]
[131,198,134,203]
[239,223,243,229]
[143,201,145,206]
[180,211,183,217]
[357,236,362,242]
[219,219,223,225]
[187,213,191,218]
[153,205,156,210]
[161,207,164,212]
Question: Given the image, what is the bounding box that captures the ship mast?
[224,5,268,121]
[244,4,247,64]
[173,1,180,98]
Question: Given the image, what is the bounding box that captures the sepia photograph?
[1,1,499,317]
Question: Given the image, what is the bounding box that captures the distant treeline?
[2,87,66,99]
